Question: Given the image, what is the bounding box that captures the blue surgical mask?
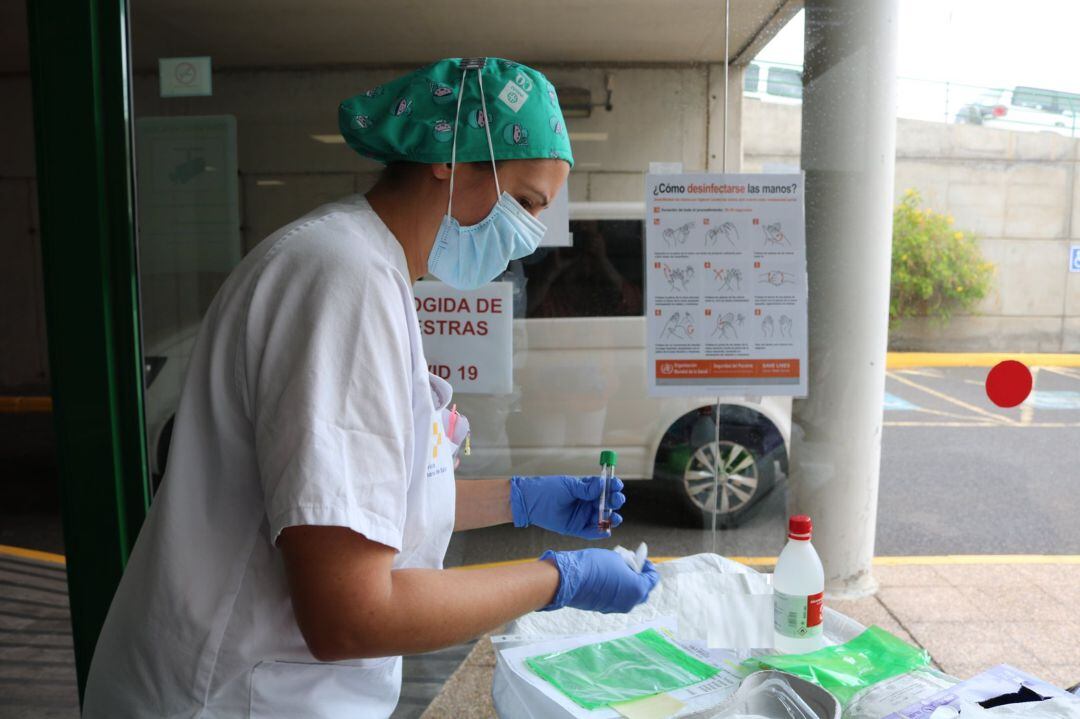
[426,66,547,290]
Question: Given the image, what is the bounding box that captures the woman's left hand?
[509,475,625,539]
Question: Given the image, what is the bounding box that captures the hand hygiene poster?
[645,173,808,397]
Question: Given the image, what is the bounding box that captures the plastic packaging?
[745,625,931,705]
[844,668,958,719]
[525,628,719,710]
[773,514,826,653]
[681,671,836,719]
[597,450,617,532]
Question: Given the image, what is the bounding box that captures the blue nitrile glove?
[510,475,626,539]
[539,549,660,613]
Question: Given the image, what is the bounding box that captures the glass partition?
[122,0,1080,700]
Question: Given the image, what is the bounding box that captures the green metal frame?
[26,0,149,702]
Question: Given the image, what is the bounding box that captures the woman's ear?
[430,162,453,181]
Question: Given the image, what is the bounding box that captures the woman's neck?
[366,180,444,282]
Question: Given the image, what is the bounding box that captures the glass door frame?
[26,0,149,702]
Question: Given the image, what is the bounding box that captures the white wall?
[0,62,738,391]
[743,98,1080,352]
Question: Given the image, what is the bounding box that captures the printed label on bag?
[774,590,824,639]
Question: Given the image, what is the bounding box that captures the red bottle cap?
[789,515,812,541]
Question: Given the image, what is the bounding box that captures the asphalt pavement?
[445,364,1080,565]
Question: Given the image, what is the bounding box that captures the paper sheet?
[644,172,808,398]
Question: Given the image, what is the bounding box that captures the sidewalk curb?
[887,352,1080,369]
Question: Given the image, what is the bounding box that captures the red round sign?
[984,360,1033,408]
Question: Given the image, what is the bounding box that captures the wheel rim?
[682,440,760,516]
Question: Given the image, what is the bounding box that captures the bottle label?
[774,590,824,639]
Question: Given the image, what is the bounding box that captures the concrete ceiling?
[2,0,799,75]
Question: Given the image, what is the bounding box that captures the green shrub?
[890,189,994,326]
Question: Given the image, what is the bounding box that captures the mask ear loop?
[447,67,469,218]
[475,68,502,199]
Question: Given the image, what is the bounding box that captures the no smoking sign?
[160,57,212,97]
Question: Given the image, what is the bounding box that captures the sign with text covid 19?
[414,281,513,395]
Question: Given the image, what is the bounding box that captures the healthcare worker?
[82,57,659,718]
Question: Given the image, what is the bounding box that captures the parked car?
[955,86,1080,137]
[146,207,792,527]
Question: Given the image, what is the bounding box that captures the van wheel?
[680,438,772,527]
[653,406,783,528]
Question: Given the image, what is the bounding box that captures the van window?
[522,219,644,318]
[766,67,803,99]
[744,63,761,93]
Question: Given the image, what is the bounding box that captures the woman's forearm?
[334,561,557,659]
[454,477,513,531]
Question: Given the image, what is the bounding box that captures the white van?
[742,61,803,106]
[955,86,1080,138]
[445,203,792,527]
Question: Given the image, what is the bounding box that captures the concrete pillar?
[790,0,899,598]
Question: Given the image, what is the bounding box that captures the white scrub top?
[82,195,457,718]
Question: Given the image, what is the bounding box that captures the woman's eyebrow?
[522,185,552,207]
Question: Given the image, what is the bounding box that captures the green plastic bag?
[526,628,720,710]
[744,625,930,705]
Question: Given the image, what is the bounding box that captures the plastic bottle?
[772,514,825,654]
[597,450,617,532]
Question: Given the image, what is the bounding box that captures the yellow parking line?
[887,352,1080,369]
[0,544,66,566]
[887,371,1018,426]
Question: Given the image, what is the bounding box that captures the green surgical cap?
[338,57,574,167]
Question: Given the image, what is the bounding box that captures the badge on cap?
[498,80,530,113]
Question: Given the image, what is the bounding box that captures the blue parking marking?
[1025,391,1080,409]
[884,393,918,411]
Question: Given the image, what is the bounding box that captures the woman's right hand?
[539,548,659,614]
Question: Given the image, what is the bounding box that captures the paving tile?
[944,660,1047,683]
[877,586,984,623]
[421,663,497,719]
[875,565,953,588]
[1032,579,1080,610]
[935,564,1043,587]
[1035,564,1080,589]
[1038,664,1080,690]
[905,621,1040,670]
[955,584,1072,622]
[468,637,496,668]
[827,597,916,645]
[1003,622,1080,665]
